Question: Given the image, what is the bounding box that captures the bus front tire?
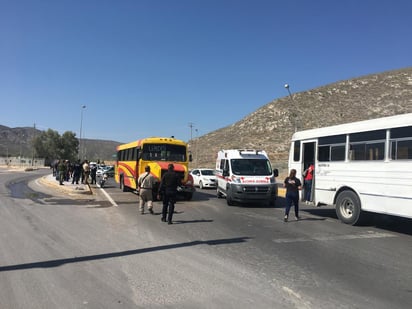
[336,190,363,225]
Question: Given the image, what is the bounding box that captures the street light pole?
[284,84,293,101]
[79,105,86,159]
[284,84,298,132]
[194,128,198,167]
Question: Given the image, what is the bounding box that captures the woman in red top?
[304,164,314,203]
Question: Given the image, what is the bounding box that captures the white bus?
[288,113,412,225]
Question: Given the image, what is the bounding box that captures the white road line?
[281,286,312,309]
[273,231,396,243]
[98,186,118,207]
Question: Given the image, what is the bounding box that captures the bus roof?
[291,113,412,141]
[116,136,186,151]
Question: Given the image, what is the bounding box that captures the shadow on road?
[0,236,251,272]
[365,214,412,235]
[305,206,412,235]
[191,190,216,201]
[173,219,214,224]
[304,207,338,220]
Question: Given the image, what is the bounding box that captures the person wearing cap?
[138,165,156,214]
[157,163,181,224]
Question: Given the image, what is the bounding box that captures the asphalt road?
[0,168,411,309]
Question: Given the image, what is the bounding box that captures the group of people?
[283,163,314,222]
[54,159,96,186]
[137,163,181,225]
[56,158,315,225]
[138,162,315,225]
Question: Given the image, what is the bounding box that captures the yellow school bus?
[115,136,195,200]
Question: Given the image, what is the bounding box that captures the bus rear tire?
[336,190,363,225]
[120,177,128,192]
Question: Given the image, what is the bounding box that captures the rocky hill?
[188,67,412,173]
[2,67,411,171]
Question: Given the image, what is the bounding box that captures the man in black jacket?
[158,164,181,224]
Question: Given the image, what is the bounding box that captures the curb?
[39,174,94,197]
[278,187,286,198]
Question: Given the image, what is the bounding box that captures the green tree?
[60,131,79,161]
[33,129,79,162]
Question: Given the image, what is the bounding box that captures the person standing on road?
[157,164,181,224]
[57,159,67,185]
[90,164,97,185]
[303,163,314,204]
[82,160,90,184]
[283,169,302,222]
[72,159,82,184]
[138,165,156,215]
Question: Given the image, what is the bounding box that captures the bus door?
[302,141,316,202]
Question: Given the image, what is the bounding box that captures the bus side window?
[318,145,330,162]
[390,126,412,160]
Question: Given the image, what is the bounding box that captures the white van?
[215,149,278,206]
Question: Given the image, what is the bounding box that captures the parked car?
[190,168,217,189]
[97,165,114,177]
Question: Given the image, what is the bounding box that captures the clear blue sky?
[1,0,411,143]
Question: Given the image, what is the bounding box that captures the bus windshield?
[141,143,187,162]
[230,159,272,176]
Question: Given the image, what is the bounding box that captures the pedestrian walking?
[137,166,156,214]
[157,164,181,224]
[283,169,302,222]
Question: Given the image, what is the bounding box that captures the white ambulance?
[215,149,279,206]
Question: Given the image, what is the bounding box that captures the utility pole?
[188,122,195,141]
[79,105,86,159]
[194,128,199,167]
[32,123,36,166]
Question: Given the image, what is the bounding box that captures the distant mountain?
[188,67,412,172]
[0,125,120,163]
[0,125,39,158]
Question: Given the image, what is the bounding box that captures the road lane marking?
[281,286,312,309]
[98,187,118,207]
[273,231,396,243]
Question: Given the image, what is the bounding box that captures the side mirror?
[222,169,229,177]
[273,168,279,177]
[189,153,193,162]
